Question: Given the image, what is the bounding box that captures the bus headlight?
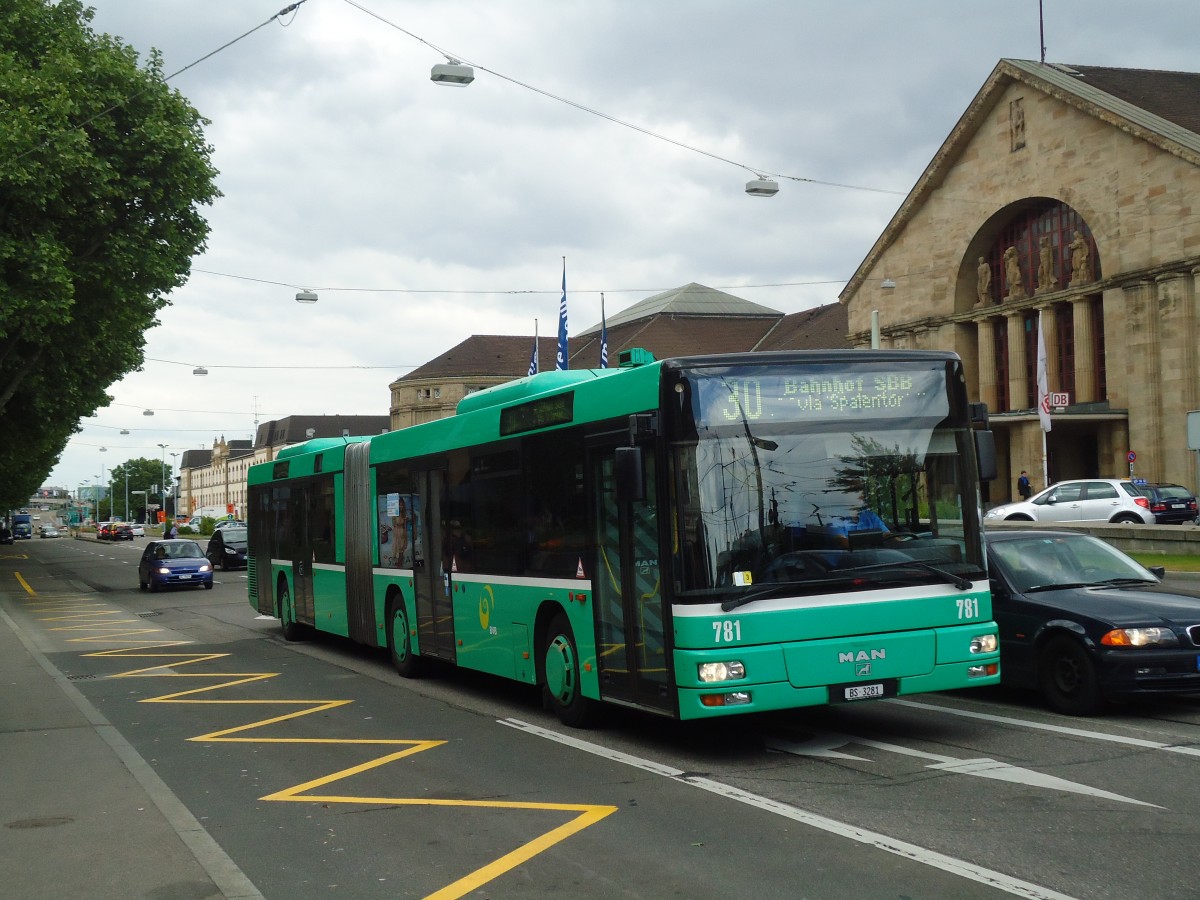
[969,634,998,654]
[698,661,746,682]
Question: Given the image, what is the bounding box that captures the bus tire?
[386,595,421,678]
[542,613,598,728]
[279,579,305,642]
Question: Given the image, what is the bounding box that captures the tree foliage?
[100,456,172,521]
[0,0,219,509]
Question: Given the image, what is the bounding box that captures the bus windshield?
[671,361,986,599]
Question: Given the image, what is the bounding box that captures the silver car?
[985,478,1153,525]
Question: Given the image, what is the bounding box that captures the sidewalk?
[0,596,261,899]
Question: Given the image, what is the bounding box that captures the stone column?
[1070,297,1096,404]
[1121,279,1159,480]
[1006,312,1028,411]
[1037,303,1059,398]
[977,319,998,413]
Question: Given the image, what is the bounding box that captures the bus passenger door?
[290,486,315,625]
[412,469,456,662]
[589,444,672,713]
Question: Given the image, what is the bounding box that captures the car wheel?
[541,613,599,728]
[203,581,213,590]
[386,595,421,678]
[1038,635,1103,716]
[1110,513,1142,525]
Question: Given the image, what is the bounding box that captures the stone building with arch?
[841,59,1200,503]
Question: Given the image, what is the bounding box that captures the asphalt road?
[4,534,1200,899]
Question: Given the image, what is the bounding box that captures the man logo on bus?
[840,649,885,666]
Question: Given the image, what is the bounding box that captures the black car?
[109,523,134,541]
[986,529,1200,715]
[1138,482,1198,525]
[206,526,247,570]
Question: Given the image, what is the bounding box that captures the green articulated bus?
[246,348,1000,727]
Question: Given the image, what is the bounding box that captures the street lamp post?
[99,447,108,521]
[170,453,179,518]
[157,443,169,523]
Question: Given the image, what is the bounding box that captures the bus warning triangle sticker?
[575,557,586,578]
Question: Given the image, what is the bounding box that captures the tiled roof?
[754,303,849,351]
[398,287,846,384]
[253,414,391,447]
[1052,63,1200,144]
[577,282,781,335]
[402,334,561,380]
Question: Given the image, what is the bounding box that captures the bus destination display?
[696,368,949,424]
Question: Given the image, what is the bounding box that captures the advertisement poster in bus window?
[378,493,418,568]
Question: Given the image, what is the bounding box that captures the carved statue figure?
[1003,246,1026,300]
[1068,230,1093,285]
[976,257,992,307]
[1036,235,1058,294]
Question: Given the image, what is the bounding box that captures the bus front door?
[590,445,672,713]
[412,469,456,662]
[289,488,315,625]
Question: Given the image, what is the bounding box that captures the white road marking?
[500,718,1079,900]
[767,734,1159,808]
[888,698,1200,756]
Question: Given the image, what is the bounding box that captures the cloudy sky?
[50,0,1195,495]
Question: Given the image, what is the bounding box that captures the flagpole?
[599,292,608,369]
[1036,310,1052,489]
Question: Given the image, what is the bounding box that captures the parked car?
[0,526,13,545]
[38,524,60,538]
[986,529,1200,715]
[1137,483,1198,525]
[130,523,146,537]
[984,478,1153,525]
[206,527,248,570]
[138,540,213,592]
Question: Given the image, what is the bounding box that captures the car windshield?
[220,528,247,547]
[989,533,1157,592]
[1150,485,1192,500]
[156,542,203,559]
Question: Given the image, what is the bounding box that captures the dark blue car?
[138,539,213,592]
[987,529,1200,715]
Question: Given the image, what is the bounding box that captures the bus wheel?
[542,613,598,728]
[386,596,421,678]
[279,581,305,642]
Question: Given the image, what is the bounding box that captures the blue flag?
[555,261,568,370]
[599,294,608,369]
[527,338,538,376]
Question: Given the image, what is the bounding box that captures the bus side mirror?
[974,430,997,482]
[615,447,644,504]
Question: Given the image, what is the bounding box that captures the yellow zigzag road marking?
[77,640,617,899]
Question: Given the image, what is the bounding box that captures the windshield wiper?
[833,560,973,590]
[1025,582,1089,593]
[1090,576,1158,587]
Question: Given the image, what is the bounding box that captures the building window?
[985,201,1099,302]
[1055,304,1075,398]
[994,322,1009,411]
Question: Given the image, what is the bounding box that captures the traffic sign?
[1127,451,1137,463]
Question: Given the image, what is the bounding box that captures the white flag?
[1036,311,1052,432]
